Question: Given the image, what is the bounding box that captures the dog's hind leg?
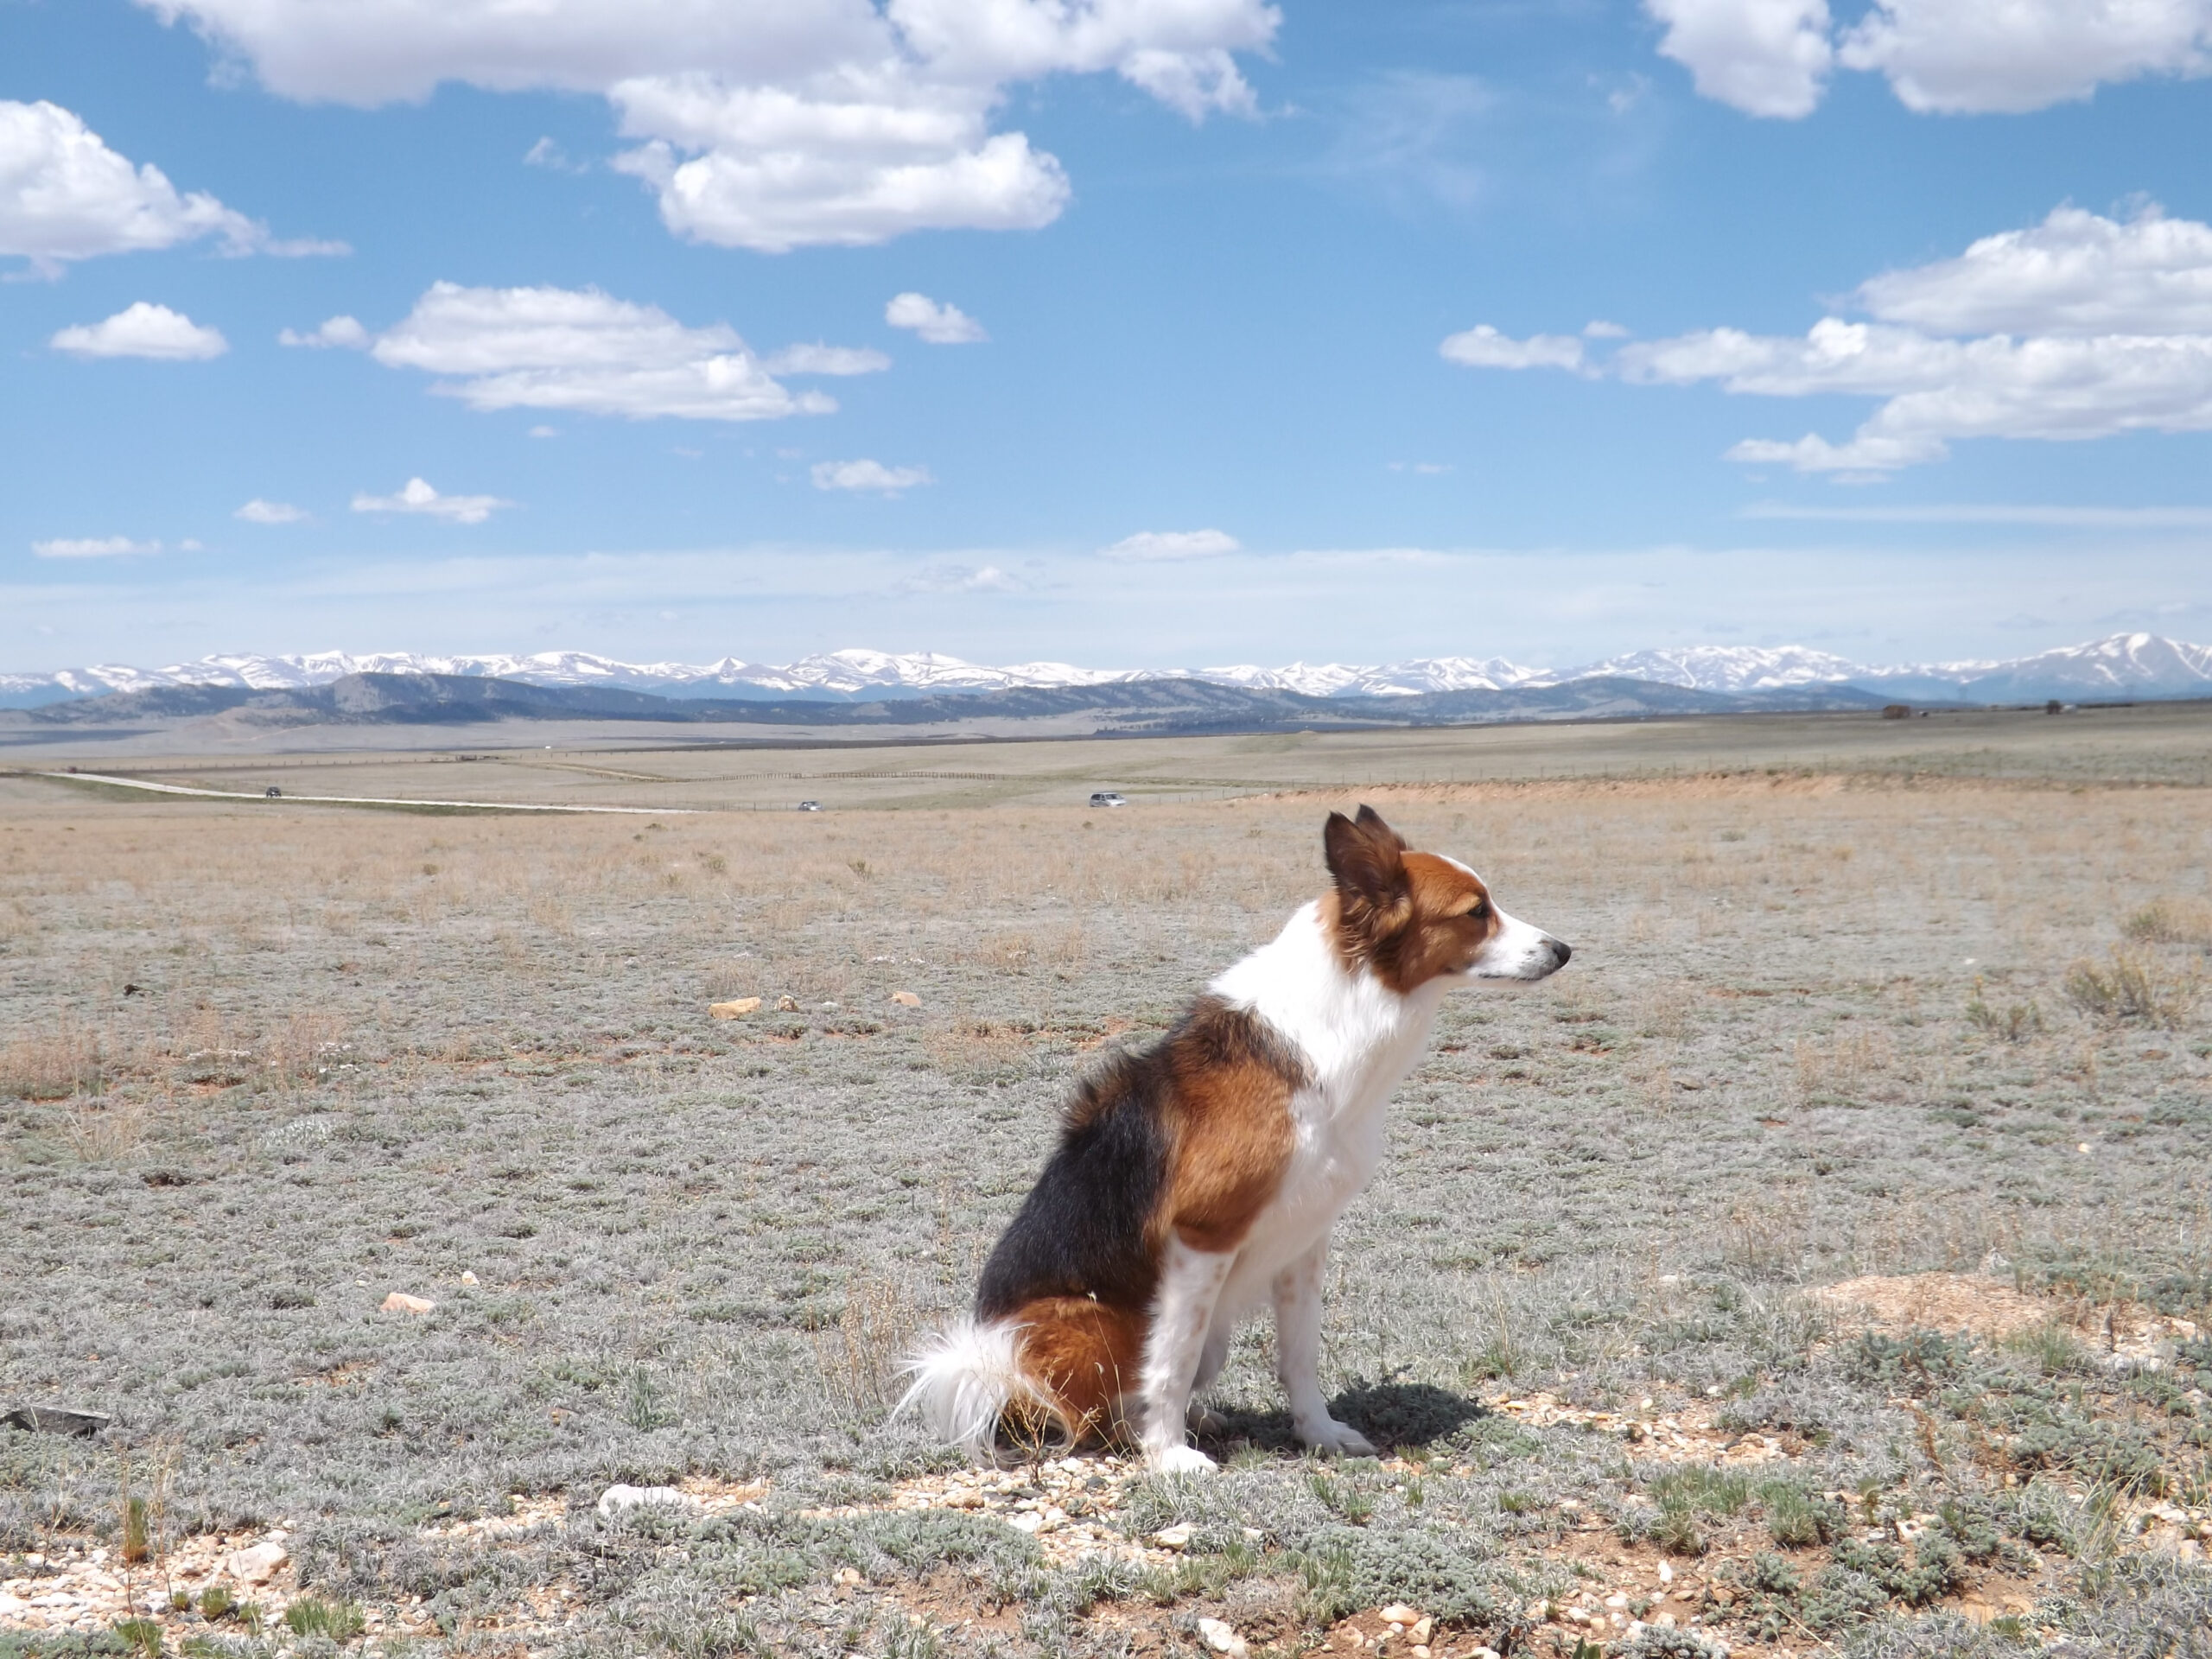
[1273,1237,1376,1456]
[1137,1236,1233,1472]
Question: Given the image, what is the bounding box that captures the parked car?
[1088,791,1128,808]
[264,787,283,798]
[797,799,823,812]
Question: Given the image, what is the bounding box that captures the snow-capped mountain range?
[3,633,2208,710]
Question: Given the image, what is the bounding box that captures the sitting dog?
[900,806,1570,1471]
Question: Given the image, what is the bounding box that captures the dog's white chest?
[1210,904,1446,1281]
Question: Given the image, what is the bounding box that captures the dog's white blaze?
[1470,906,1560,979]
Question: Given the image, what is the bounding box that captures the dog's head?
[1322,804,1570,993]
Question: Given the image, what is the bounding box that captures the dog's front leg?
[1137,1236,1233,1473]
[1273,1238,1376,1456]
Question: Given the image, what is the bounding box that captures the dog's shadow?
[1202,1378,1488,1456]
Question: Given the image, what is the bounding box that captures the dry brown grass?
[811,1273,922,1414]
[61,1094,149,1160]
[0,1018,103,1100]
[2064,946,2202,1027]
[1790,1027,1896,1103]
[922,1019,1035,1082]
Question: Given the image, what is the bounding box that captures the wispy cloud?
[236,499,310,524]
[810,459,932,493]
[1740,503,2212,527]
[1100,528,1241,561]
[886,292,988,344]
[350,478,512,524]
[279,315,369,349]
[31,535,164,558]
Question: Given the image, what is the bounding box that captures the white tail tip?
[893,1316,1058,1463]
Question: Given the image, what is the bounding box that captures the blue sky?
[5,0,2211,672]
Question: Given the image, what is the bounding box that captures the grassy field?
[3,708,2210,1659]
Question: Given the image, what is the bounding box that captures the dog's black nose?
[1550,938,1572,965]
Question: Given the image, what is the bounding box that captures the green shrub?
[1797,1567,1891,1632]
[1624,1628,1730,1657]
[1846,1328,1970,1392]
[283,1596,366,1640]
[1760,1480,1843,1548]
[1831,1534,1967,1606]
[1648,1465,1751,1516]
[1294,1526,1507,1625]
[1744,1551,1802,1594]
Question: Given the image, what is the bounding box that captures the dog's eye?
[1465,900,1490,921]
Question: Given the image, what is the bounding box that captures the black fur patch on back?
[976,1044,1169,1319]
[973,997,1306,1319]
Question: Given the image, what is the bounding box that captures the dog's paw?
[1150,1443,1219,1477]
[1185,1402,1227,1436]
[1296,1418,1377,1457]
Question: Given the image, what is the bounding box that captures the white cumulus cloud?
[137,0,1278,252]
[1646,0,1834,118]
[1452,201,2212,474]
[0,99,340,272]
[351,477,512,524]
[1101,528,1241,560]
[368,281,836,422]
[51,302,228,360]
[1645,0,2212,116]
[1840,0,2212,113]
[31,535,163,558]
[280,315,370,348]
[1855,203,2212,336]
[810,458,933,493]
[886,290,988,343]
[236,499,309,524]
[1,99,254,270]
[1439,325,1587,372]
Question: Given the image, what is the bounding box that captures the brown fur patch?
[1011,1296,1146,1444]
[1323,807,1499,994]
[1157,1000,1304,1254]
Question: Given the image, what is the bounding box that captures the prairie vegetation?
[1,721,2209,1656]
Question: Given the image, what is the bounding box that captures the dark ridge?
[0,669,1910,739]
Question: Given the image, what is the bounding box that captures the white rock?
[222,1542,288,1585]
[1197,1617,1248,1656]
[461,1271,479,1286]
[594,1484,702,1519]
[1151,1522,1193,1548]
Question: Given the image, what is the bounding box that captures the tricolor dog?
[901,806,1571,1471]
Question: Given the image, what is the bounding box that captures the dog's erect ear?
[1324,805,1408,906]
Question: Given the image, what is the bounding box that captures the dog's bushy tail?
[895,1299,1140,1462]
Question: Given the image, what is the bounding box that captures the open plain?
[3,705,2210,1659]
